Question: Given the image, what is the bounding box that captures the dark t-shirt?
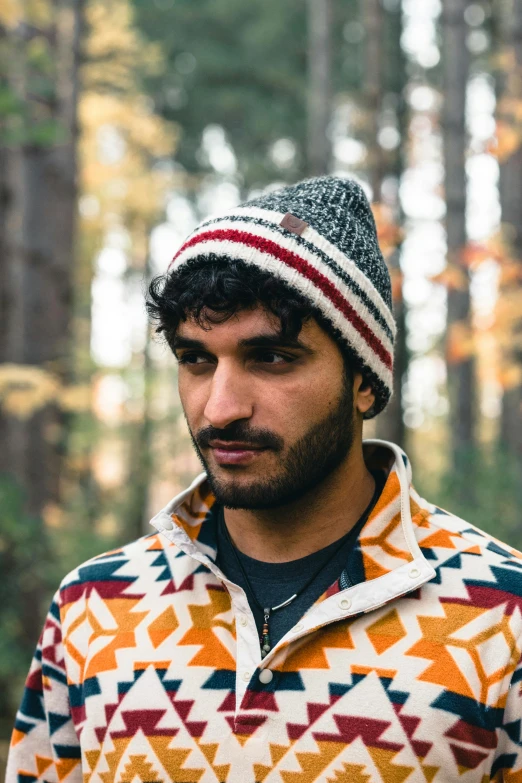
[215,469,386,646]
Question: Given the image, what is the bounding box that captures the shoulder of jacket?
[57,531,176,597]
[414,492,522,569]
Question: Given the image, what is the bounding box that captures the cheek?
[262,375,340,433]
[178,374,207,426]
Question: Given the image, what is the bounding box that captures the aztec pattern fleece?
[7,439,522,782]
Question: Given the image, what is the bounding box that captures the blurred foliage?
[81,0,178,232]
[0,477,49,733]
[132,0,356,188]
[415,446,522,549]
[0,1,69,148]
[0,475,122,731]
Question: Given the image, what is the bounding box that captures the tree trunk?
[0,24,9,364]
[374,0,407,448]
[1,0,83,506]
[363,0,385,201]
[307,0,331,175]
[0,0,84,723]
[496,0,522,466]
[441,0,476,496]
[0,143,9,367]
[127,251,155,539]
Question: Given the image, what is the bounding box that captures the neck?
[223,441,376,563]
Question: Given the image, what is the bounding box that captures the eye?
[177,352,211,366]
[256,351,295,365]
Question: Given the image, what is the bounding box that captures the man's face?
[174,306,359,510]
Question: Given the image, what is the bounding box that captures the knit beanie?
[169,176,396,418]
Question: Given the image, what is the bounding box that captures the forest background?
[1,0,522,768]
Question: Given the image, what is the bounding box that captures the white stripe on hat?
[172,219,393,360]
[171,237,392,386]
[176,206,396,338]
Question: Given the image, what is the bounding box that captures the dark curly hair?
[146,257,370,389]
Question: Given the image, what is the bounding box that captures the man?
[6,176,522,782]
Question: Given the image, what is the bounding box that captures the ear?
[354,373,375,416]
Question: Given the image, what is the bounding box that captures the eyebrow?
[171,333,314,354]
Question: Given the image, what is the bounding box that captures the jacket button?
[259,669,273,684]
[239,615,248,627]
[243,671,251,682]
[339,597,351,610]
[162,518,174,531]
[409,566,420,578]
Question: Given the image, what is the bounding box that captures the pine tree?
[441,0,477,497]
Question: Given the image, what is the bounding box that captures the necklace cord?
[218,471,381,617]
[218,472,382,655]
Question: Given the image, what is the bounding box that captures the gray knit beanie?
[169,176,396,418]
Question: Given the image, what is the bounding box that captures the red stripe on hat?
[171,228,392,371]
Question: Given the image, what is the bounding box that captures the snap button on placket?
[409,566,420,579]
[239,615,248,627]
[243,671,251,682]
[162,518,174,531]
[339,597,351,610]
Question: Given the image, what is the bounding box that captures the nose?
[203,362,253,429]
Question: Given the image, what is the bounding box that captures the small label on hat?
[280,212,308,235]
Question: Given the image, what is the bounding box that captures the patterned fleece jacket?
[6,439,522,783]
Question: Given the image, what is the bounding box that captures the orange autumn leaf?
[460,242,493,268]
[485,231,510,263]
[488,120,522,163]
[495,293,522,330]
[372,203,404,258]
[389,267,404,303]
[498,261,522,286]
[498,364,522,391]
[430,265,469,291]
[446,321,475,365]
[497,94,522,123]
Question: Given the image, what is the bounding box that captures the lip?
[209,443,267,465]
[209,440,264,450]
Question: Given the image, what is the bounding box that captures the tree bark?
[496,0,522,466]
[307,0,331,175]
[363,0,385,201]
[441,0,476,494]
[127,250,155,540]
[374,0,407,448]
[0,0,84,723]
[0,24,9,364]
[1,0,83,508]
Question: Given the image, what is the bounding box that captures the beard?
[187,379,355,510]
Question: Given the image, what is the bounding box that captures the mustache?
[196,423,284,451]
